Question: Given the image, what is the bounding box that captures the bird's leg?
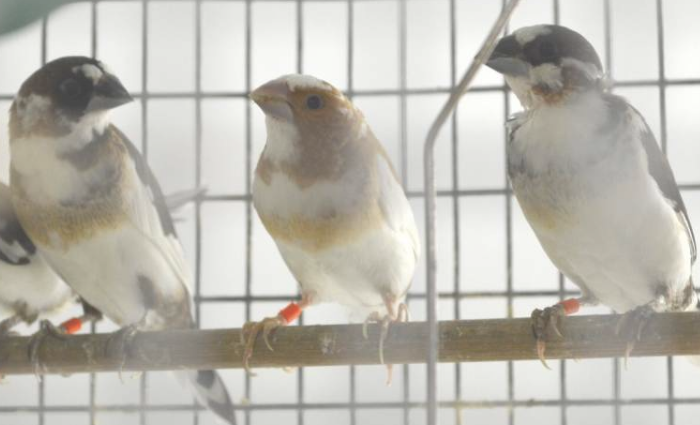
[105,310,157,381]
[531,296,595,369]
[27,320,69,380]
[240,292,314,374]
[105,323,140,382]
[616,297,664,367]
[59,301,103,335]
[362,294,409,386]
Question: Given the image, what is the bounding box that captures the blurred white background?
[0,0,699,424]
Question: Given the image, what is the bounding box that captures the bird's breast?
[11,130,134,250]
[257,207,383,253]
[253,166,382,252]
[12,190,130,250]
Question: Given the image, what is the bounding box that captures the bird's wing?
[606,94,696,264]
[112,126,194,294]
[375,148,420,262]
[0,182,36,265]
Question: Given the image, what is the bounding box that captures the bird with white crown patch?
[248,74,420,382]
[486,25,696,366]
[9,56,237,425]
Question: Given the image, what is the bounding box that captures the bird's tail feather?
[164,186,208,211]
[176,370,237,425]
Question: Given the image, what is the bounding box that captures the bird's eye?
[306,94,323,110]
[59,78,82,99]
[539,40,558,60]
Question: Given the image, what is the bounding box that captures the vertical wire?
[194,0,203,424]
[499,1,514,424]
[448,0,461,423]
[655,1,674,424]
[423,0,441,415]
[399,0,408,189]
[397,1,410,424]
[656,0,668,153]
[38,17,48,425]
[601,1,621,424]
[140,1,149,423]
[347,1,357,424]
[89,2,99,424]
[295,1,304,424]
[41,16,47,65]
[550,3,569,424]
[244,1,253,425]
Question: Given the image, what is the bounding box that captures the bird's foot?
[240,315,286,374]
[27,320,68,380]
[106,324,139,382]
[616,304,655,367]
[363,303,409,386]
[531,298,580,370]
[0,315,22,338]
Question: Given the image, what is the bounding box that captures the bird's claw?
[27,320,67,380]
[615,305,655,367]
[240,316,286,374]
[362,312,382,340]
[531,304,567,370]
[363,303,409,386]
[106,324,139,382]
[0,315,22,338]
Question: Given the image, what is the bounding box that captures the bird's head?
[251,75,365,156]
[9,56,133,141]
[486,25,604,108]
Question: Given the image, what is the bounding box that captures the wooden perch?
[2,313,700,376]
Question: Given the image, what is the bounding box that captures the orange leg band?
[278,303,303,324]
[60,318,83,335]
[557,298,581,315]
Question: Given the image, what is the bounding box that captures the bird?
[485,24,696,366]
[8,56,237,425]
[247,74,420,382]
[0,181,84,336]
[0,183,207,338]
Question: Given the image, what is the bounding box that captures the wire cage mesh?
[1,0,700,424]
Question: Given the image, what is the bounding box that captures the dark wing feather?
[605,94,696,264]
[0,182,36,265]
[110,125,193,301]
[639,126,696,264]
[113,126,177,238]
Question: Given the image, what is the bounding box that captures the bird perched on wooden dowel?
[247,74,420,384]
[486,25,696,367]
[8,56,237,424]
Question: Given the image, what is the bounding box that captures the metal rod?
[422,1,520,424]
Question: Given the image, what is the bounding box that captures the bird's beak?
[486,35,530,77]
[86,74,133,112]
[250,79,293,121]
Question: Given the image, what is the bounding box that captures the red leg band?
[557,298,581,315]
[60,318,83,335]
[279,303,302,324]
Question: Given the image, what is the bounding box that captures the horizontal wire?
[3,397,700,414]
[2,77,700,101]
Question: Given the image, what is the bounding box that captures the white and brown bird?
[8,56,237,424]
[486,25,696,365]
[247,74,420,381]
